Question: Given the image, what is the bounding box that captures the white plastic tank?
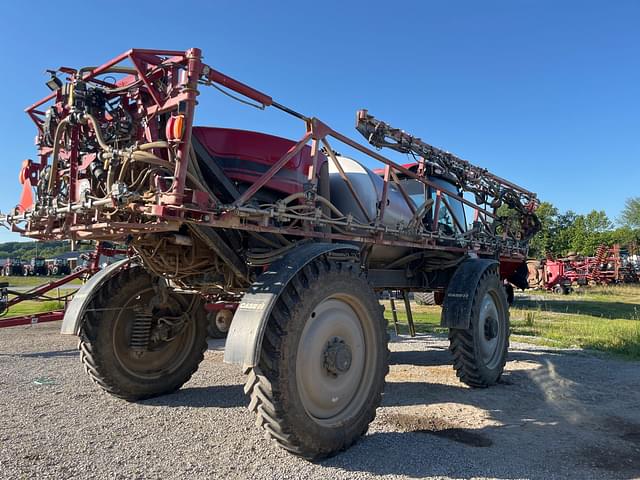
[328,155,416,264]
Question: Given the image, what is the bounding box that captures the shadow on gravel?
[142,384,245,409]
[389,348,451,367]
[321,348,640,480]
[0,348,78,359]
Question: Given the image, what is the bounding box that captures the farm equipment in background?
[47,258,71,276]
[619,246,639,283]
[0,243,127,327]
[22,257,47,276]
[2,258,23,276]
[1,48,539,459]
[527,244,638,293]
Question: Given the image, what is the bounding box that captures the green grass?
[383,302,446,335]
[0,275,78,320]
[0,275,82,287]
[383,284,640,360]
[3,300,64,317]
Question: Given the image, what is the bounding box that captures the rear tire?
[448,267,509,387]
[206,310,232,339]
[78,266,208,401]
[245,258,389,459]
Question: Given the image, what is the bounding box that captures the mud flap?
[60,259,131,335]
[441,258,499,329]
[223,242,358,369]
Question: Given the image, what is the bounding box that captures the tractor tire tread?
[244,257,388,460]
[78,268,207,401]
[448,266,510,388]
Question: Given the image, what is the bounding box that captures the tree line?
[0,240,89,261]
[528,197,640,258]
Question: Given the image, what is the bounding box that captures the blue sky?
[0,0,638,242]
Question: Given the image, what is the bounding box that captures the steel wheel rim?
[477,291,503,370]
[296,294,377,425]
[112,288,196,380]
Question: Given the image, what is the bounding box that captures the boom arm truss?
[355,110,540,239]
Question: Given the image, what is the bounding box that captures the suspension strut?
[129,308,154,351]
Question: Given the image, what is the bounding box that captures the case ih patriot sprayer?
[2,48,539,458]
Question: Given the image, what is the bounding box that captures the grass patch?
[1,276,77,320]
[1,275,83,288]
[510,306,640,360]
[383,284,640,360]
[382,301,444,335]
[2,300,64,317]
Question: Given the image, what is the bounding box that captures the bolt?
[323,337,352,376]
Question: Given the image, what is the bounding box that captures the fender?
[441,258,499,329]
[224,242,359,368]
[60,258,131,335]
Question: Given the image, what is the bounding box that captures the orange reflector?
[165,115,185,141]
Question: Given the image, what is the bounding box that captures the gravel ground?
[1,322,639,480]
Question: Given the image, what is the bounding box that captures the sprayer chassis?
[5,48,539,460]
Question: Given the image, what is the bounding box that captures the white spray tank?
[328,155,415,264]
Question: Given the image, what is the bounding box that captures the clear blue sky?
[0,0,638,242]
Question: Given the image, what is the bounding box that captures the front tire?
[79,266,208,401]
[245,258,389,459]
[448,267,509,387]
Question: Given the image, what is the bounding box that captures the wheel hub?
[484,316,498,340]
[323,337,352,376]
[296,297,370,422]
[477,291,504,369]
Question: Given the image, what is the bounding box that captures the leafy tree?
[584,210,613,233]
[528,202,637,259]
[528,201,558,257]
[620,197,640,228]
[569,210,613,256]
[552,210,578,256]
[605,226,640,246]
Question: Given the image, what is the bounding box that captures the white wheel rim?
[477,291,503,369]
[295,294,376,425]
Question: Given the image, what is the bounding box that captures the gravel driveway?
[1,322,639,479]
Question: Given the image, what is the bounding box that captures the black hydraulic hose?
[271,101,309,121]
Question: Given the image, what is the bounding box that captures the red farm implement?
[0,243,127,328]
[528,244,636,293]
[1,48,539,458]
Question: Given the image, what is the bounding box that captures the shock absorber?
[129,309,154,351]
